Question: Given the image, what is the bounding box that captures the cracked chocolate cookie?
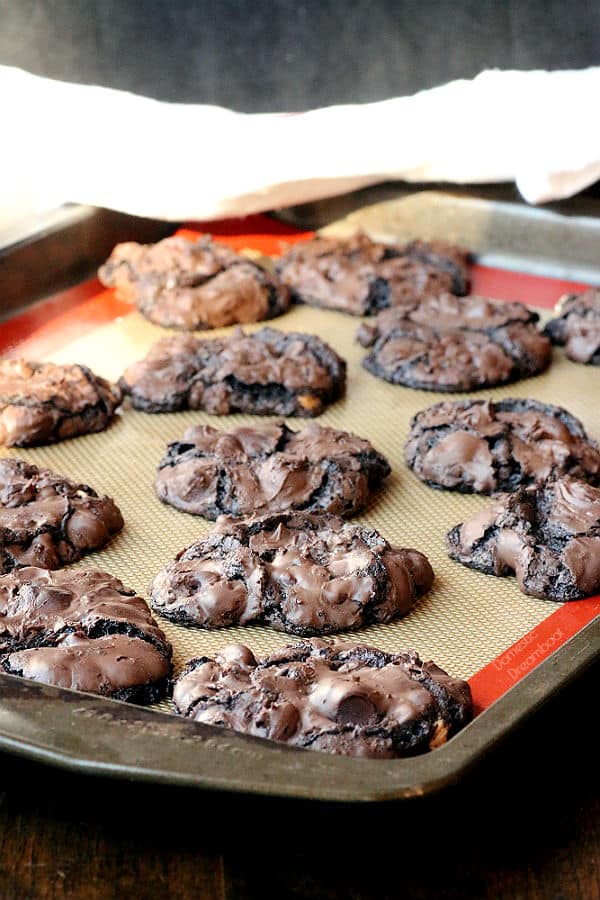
[356,294,552,392]
[150,512,433,635]
[99,234,291,330]
[544,290,600,365]
[275,232,470,316]
[155,421,390,519]
[0,567,172,702]
[405,398,600,494]
[0,458,124,574]
[0,359,122,447]
[173,638,472,757]
[446,476,600,601]
[119,328,346,416]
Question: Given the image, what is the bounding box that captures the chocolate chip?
[447,476,600,601]
[99,235,291,331]
[0,360,121,447]
[406,398,600,494]
[155,421,390,519]
[174,639,472,758]
[150,513,433,636]
[120,328,346,417]
[358,295,551,392]
[0,567,172,703]
[276,232,469,316]
[0,459,123,574]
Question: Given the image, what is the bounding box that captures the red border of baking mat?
[2,213,598,714]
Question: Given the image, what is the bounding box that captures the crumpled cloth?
[3,64,600,225]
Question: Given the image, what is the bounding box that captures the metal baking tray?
[0,192,598,802]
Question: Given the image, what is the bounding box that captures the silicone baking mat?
[2,214,599,718]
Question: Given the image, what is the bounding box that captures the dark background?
[1,664,598,899]
[0,0,599,111]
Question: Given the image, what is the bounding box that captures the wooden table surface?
[0,661,597,900]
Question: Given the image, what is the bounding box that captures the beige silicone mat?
[5,275,600,716]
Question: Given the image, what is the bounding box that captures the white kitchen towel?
[2,64,600,226]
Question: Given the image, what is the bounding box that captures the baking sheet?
[0,199,599,802]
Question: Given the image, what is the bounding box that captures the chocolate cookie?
[276,232,470,316]
[446,476,600,601]
[150,513,433,635]
[173,638,472,757]
[0,359,122,447]
[0,458,124,574]
[99,235,291,330]
[155,421,391,519]
[0,567,172,702]
[544,290,600,365]
[120,328,346,417]
[405,399,600,494]
[356,294,551,392]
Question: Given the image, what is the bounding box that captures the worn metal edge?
[0,205,173,321]
[0,617,597,803]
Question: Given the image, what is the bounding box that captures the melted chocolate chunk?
[173,638,472,758]
[99,235,290,330]
[119,328,346,417]
[0,567,172,702]
[356,294,551,392]
[544,290,600,365]
[150,513,433,635]
[405,399,600,494]
[155,421,390,519]
[276,232,470,316]
[0,458,124,574]
[447,476,600,600]
[0,359,122,447]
